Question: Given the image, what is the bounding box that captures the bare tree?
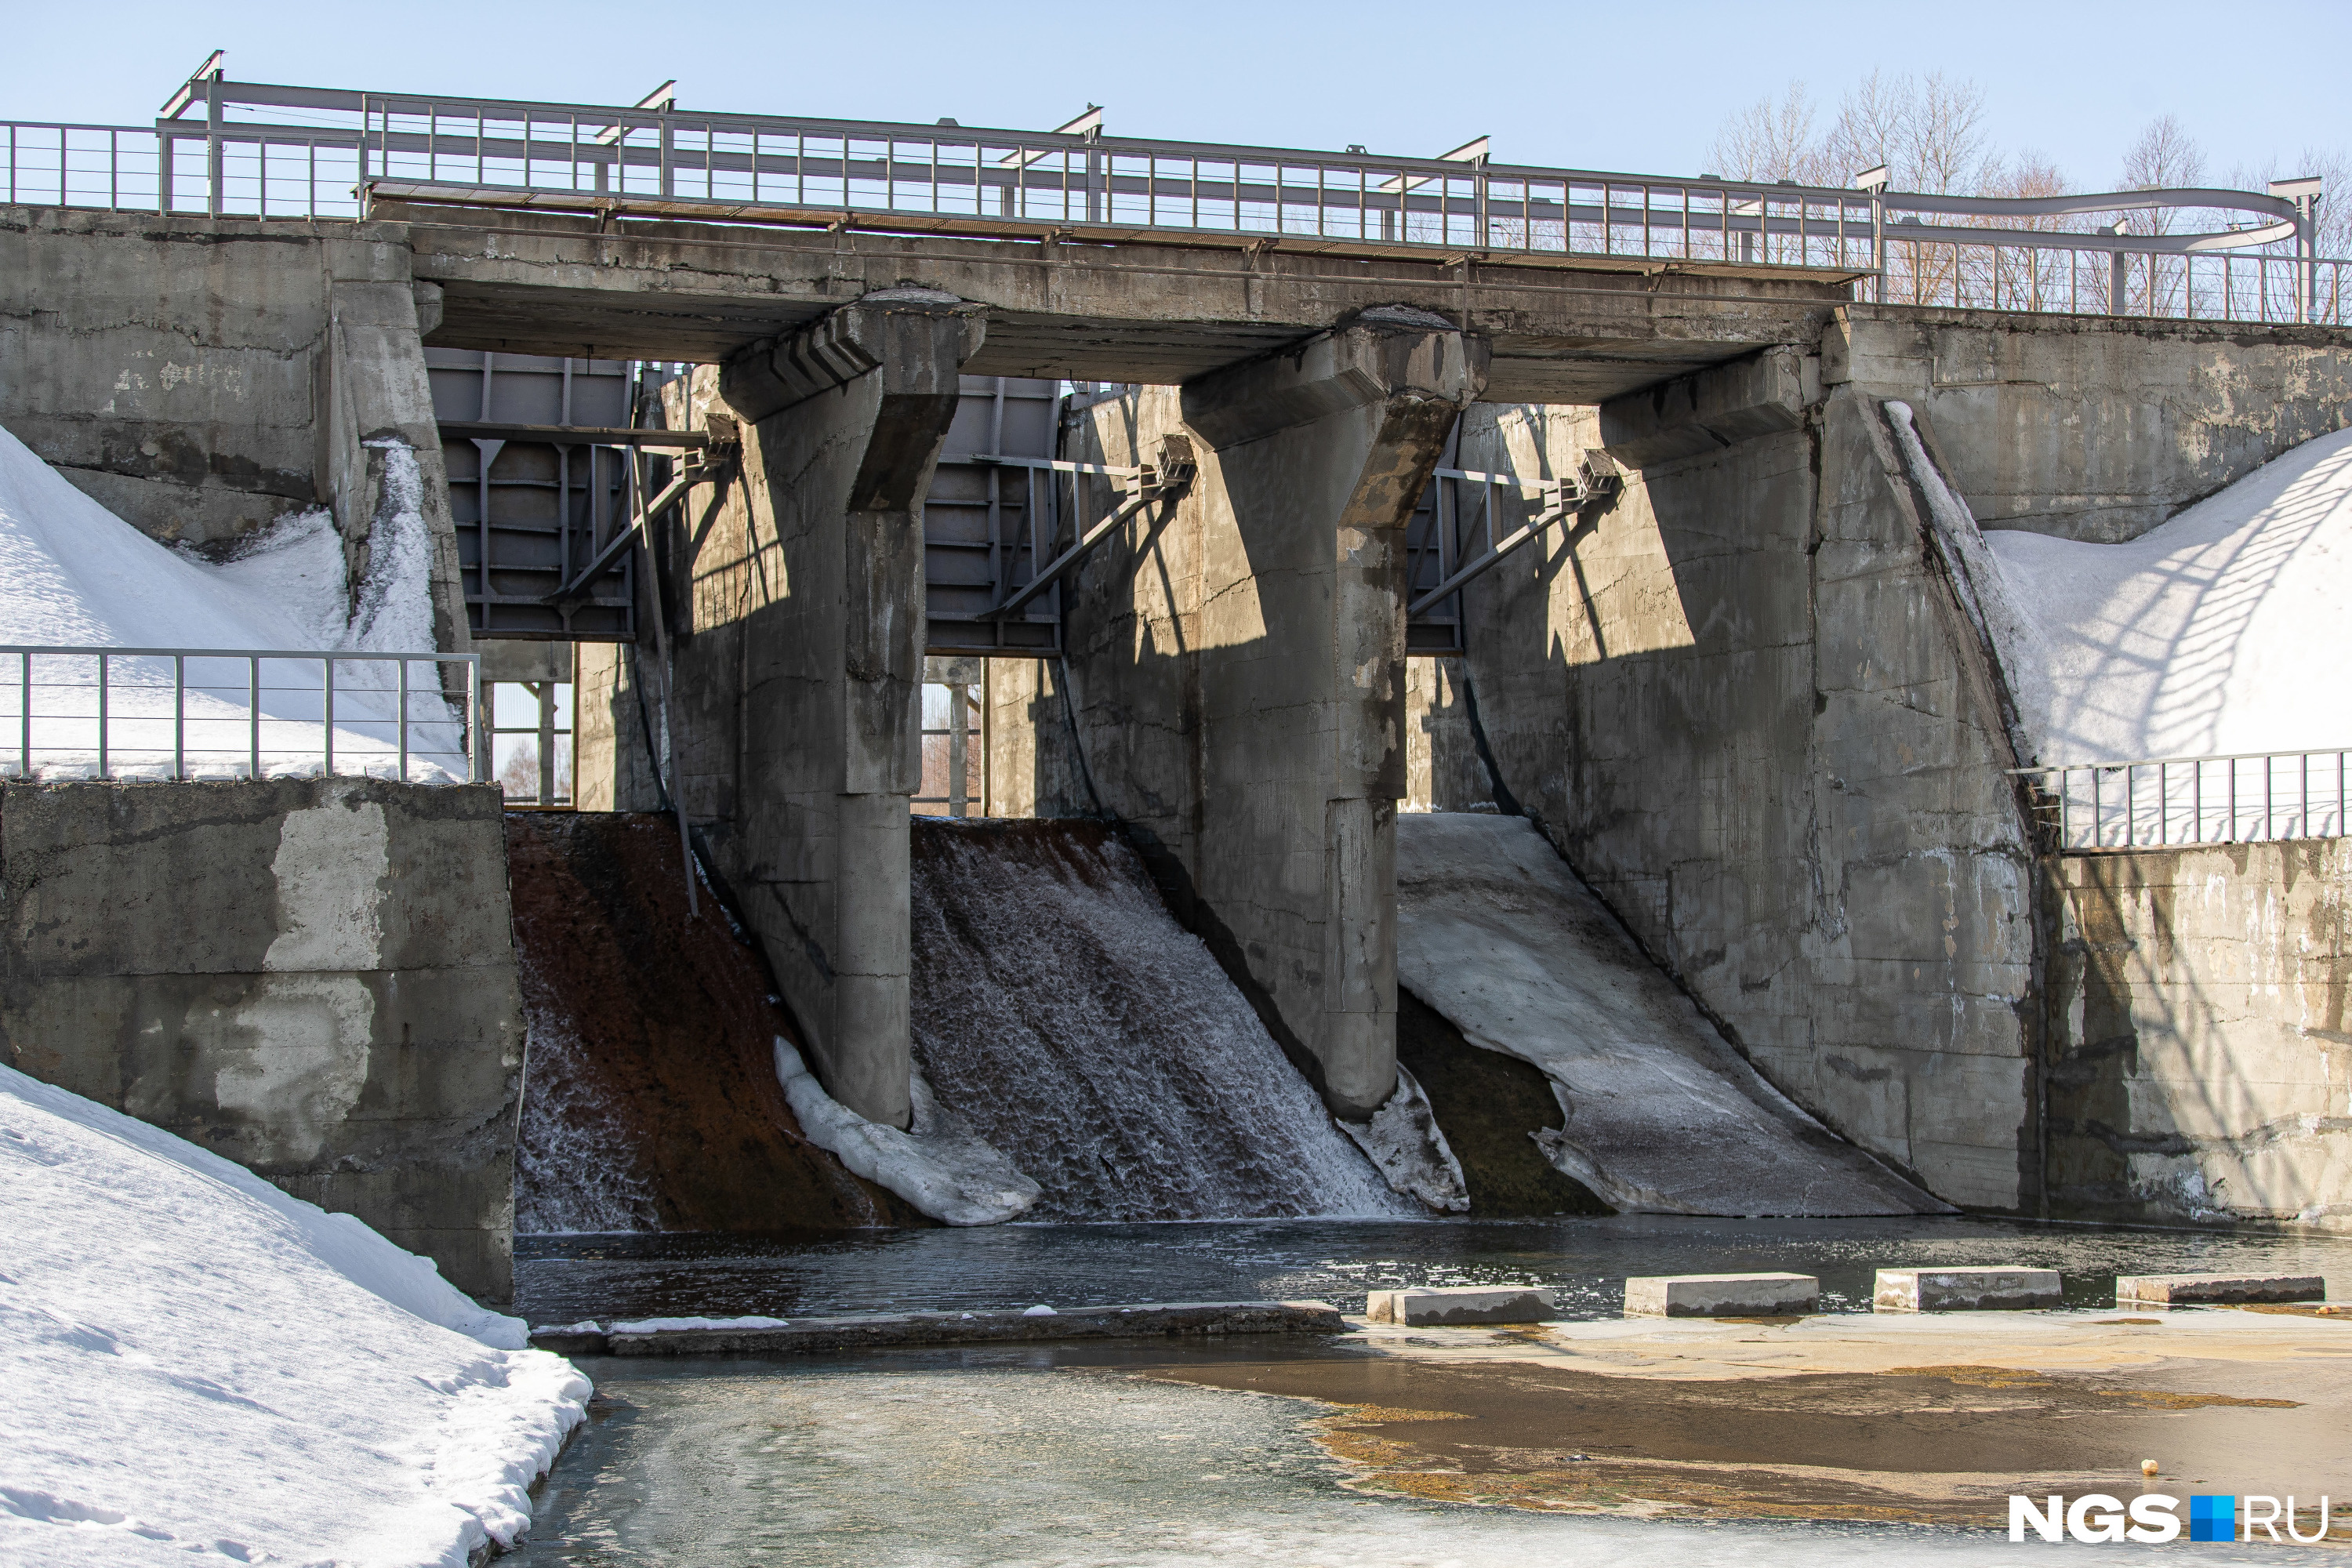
[1822,71,1998,194]
[498,741,539,801]
[1706,82,1829,183]
[2122,114,2208,234]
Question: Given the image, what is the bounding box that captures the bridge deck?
[390,203,1850,403]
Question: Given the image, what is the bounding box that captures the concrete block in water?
[1874,1268,2062,1312]
[2115,1273,2325,1308]
[1364,1287,1556,1326]
[567,1300,1348,1356]
[1624,1272,1819,1318]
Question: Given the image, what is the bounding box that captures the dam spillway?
[907,818,1415,1221]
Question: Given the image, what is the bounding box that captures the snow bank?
[0,420,462,780]
[0,1063,588,1567]
[1396,813,1944,1218]
[774,1039,1043,1225]
[1963,419,2352,764]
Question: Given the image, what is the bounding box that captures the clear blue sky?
[7,0,2345,191]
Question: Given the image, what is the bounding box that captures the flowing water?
[909,820,1412,1221]
[516,1213,2352,1325]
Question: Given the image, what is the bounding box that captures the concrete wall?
[1434,306,2352,1213]
[2045,843,2352,1230]
[0,207,471,653]
[0,779,524,1299]
[1824,305,2352,543]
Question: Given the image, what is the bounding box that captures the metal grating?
[427,349,638,641]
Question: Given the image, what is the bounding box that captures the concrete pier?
[589,293,986,1129]
[1042,310,1485,1118]
[720,296,984,1129]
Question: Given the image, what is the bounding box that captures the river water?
[507,1217,2352,1565]
[517,1213,2352,1324]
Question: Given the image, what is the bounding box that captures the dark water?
[516,1213,2352,1326]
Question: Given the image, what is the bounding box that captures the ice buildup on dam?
[1396,812,1945,1217]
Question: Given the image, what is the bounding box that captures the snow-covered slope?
[1976,423,2352,764]
[0,1063,587,1567]
[1396,814,1945,1217]
[0,420,460,779]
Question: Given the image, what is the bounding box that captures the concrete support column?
[318,241,470,661]
[1070,308,1484,1120]
[684,292,984,1127]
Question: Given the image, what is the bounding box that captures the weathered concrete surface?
[2116,1273,2326,1308]
[575,296,983,1127]
[1824,305,2352,543]
[387,202,1848,404]
[1365,1287,1557,1326]
[1623,1273,1820,1318]
[1874,1267,2062,1312]
[2045,842,2352,1232]
[539,1300,1348,1356]
[0,207,471,654]
[0,779,524,1300]
[1429,314,2352,1214]
[1436,378,2035,1207]
[1043,315,1484,1118]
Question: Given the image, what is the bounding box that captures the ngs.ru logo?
[2010,1494,2332,1544]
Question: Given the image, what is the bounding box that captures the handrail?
[0,646,479,786]
[3,79,2341,323]
[2012,746,2351,853]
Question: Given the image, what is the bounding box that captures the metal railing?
[0,647,479,784]
[1860,197,2343,325]
[4,75,2341,324]
[2014,746,2352,853]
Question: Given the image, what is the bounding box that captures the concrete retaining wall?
[0,779,524,1299]
[2046,842,2352,1230]
[0,206,470,653]
[1428,307,2352,1214]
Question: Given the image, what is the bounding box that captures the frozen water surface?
[506,1352,2334,1566]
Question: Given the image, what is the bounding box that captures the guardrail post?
[96,652,108,779]
[205,76,223,218]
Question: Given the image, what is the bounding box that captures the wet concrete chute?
[9,56,2352,1563]
[1395,811,1944,1217]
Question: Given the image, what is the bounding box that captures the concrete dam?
[5,73,2352,1301]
